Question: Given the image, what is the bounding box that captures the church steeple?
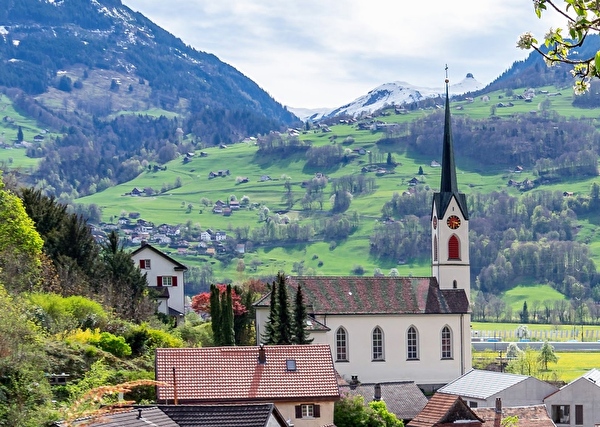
[431,68,470,296]
[433,72,468,220]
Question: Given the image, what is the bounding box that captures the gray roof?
[437,369,530,400]
[581,368,600,387]
[339,382,428,420]
[158,403,288,427]
[58,407,179,426]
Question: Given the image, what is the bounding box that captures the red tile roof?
[155,345,340,404]
[254,276,469,315]
[408,393,483,427]
[474,405,555,427]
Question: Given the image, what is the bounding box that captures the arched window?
[407,326,419,360]
[448,235,460,260]
[434,236,438,261]
[441,326,452,359]
[336,327,348,362]
[372,326,384,361]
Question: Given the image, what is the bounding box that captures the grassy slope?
[2,84,600,299]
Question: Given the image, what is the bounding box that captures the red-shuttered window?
[157,276,177,287]
[448,235,460,260]
[139,259,151,269]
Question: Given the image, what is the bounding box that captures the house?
[255,83,473,391]
[437,369,558,408]
[260,175,272,182]
[215,231,227,241]
[563,191,574,197]
[131,188,144,196]
[431,160,441,167]
[474,399,555,427]
[54,407,179,426]
[236,243,245,254]
[130,243,187,319]
[339,381,428,423]
[407,392,484,427]
[155,344,340,427]
[408,177,420,186]
[229,200,240,209]
[543,368,600,427]
[200,229,214,242]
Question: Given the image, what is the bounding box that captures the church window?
[448,235,460,260]
[336,327,348,362]
[407,326,419,360]
[372,327,384,361]
[434,236,438,261]
[441,326,452,359]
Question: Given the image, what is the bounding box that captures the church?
[255,78,472,391]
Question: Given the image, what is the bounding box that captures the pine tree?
[276,272,293,344]
[520,301,530,323]
[210,284,223,346]
[17,126,23,142]
[221,284,236,346]
[292,285,313,344]
[262,281,279,344]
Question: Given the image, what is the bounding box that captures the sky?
[123,0,567,109]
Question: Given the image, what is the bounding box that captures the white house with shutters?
[130,243,187,318]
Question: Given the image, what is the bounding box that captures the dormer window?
[286,359,297,371]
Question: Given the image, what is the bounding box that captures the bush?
[90,332,132,357]
[352,265,365,275]
[125,324,184,357]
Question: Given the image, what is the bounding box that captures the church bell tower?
[431,73,470,299]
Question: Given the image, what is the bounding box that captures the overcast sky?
[122,0,566,109]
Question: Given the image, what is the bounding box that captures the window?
[469,401,478,408]
[434,236,438,261]
[448,235,460,260]
[139,259,151,269]
[295,404,320,419]
[575,405,583,425]
[372,327,384,361]
[336,327,348,361]
[441,326,452,359]
[157,276,177,287]
[407,326,419,360]
[551,405,570,424]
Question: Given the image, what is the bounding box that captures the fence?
[471,329,600,341]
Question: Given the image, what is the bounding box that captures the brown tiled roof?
[408,393,483,427]
[155,345,340,404]
[474,405,555,427]
[254,276,469,315]
[339,381,428,420]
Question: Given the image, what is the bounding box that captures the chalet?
[33,134,44,142]
[154,345,340,427]
[408,177,420,186]
[229,200,240,209]
[222,207,232,216]
[130,243,187,319]
[130,187,144,196]
[200,229,214,242]
[236,243,245,254]
[352,148,367,155]
[514,165,524,172]
[215,231,227,241]
[260,175,272,182]
[437,369,558,408]
[238,177,249,184]
[544,368,600,427]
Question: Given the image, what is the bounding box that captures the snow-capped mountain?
[290,73,483,121]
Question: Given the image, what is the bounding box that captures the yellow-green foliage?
[125,323,184,357]
[66,328,102,345]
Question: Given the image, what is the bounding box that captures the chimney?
[494,398,502,427]
[137,409,142,419]
[141,240,148,247]
[258,344,266,364]
[374,383,382,401]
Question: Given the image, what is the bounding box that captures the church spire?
[433,67,468,220]
[440,69,459,194]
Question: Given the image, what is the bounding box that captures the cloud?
[123,0,570,108]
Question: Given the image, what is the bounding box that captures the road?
[472,340,600,352]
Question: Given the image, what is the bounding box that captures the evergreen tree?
[292,285,313,344]
[262,281,280,345]
[276,272,293,344]
[387,152,393,166]
[520,301,530,323]
[17,126,23,142]
[210,284,223,346]
[220,284,236,346]
[418,166,424,175]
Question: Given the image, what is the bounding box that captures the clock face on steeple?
[446,215,461,230]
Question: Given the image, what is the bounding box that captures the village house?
[154,345,340,427]
[544,368,600,427]
[130,243,187,319]
[407,392,484,427]
[437,369,558,408]
[474,400,555,427]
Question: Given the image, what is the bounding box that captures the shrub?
[352,265,365,275]
[89,332,132,357]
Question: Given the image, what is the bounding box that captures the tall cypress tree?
[210,284,223,346]
[276,272,293,345]
[292,285,313,344]
[221,284,236,346]
[262,281,279,345]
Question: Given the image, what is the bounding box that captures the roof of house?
[339,381,428,420]
[407,393,483,427]
[437,369,533,400]
[474,404,555,427]
[158,403,289,427]
[58,407,179,427]
[155,345,340,403]
[254,276,469,315]
[130,243,188,271]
